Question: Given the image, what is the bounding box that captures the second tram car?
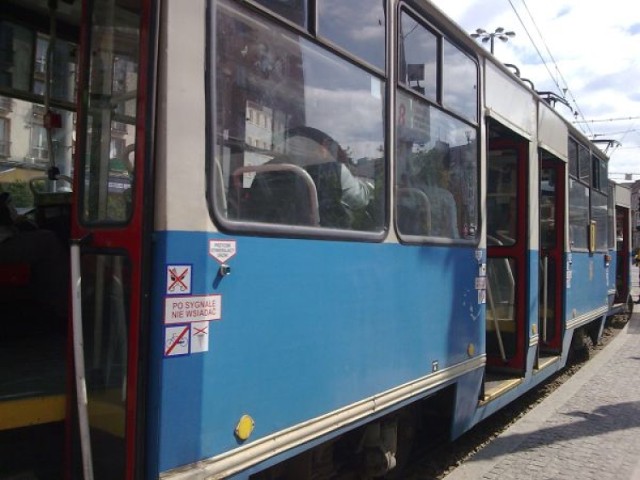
[0,0,633,479]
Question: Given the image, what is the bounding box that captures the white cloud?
[431,0,640,180]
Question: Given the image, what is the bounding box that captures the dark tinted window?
[317,0,385,71]
[578,144,590,184]
[568,138,578,177]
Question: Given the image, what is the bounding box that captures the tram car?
[0,0,633,479]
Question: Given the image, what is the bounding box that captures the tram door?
[69,0,155,478]
[539,155,565,352]
[486,141,528,371]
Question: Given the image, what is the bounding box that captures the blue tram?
[0,0,632,479]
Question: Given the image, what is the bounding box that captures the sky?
[429,0,640,182]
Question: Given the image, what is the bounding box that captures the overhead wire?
[507,0,594,137]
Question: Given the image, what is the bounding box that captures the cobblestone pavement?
[444,271,640,480]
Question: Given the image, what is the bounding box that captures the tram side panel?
[150,234,485,475]
[146,1,487,476]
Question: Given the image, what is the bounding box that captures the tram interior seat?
[232,163,321,226]
[397,187,432,235]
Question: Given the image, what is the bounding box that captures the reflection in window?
[443,40,477,123]
[540,167,557,250]
[80,253,130,479]
[0,117,9,157]
[568,178,589,249]
[487,150,518,246]
[0,22,77,105]
[578,143,590,184]
[395,91,477,241]
[252,0,307,28]
[486,257,517,359]
[608,183,615,249]
[81,0,138,224]
[568,138,578,177]
[398,12,437,101]
[592,190,608,251]
[214,0,385,232]
[317,0,385,71]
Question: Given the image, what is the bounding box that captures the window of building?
[0,117,9,157]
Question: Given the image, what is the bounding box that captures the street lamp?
[470,27,515,54]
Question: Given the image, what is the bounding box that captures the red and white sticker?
[190,322,209,353]
[166,265,192,295]
[164,325,190,357]
[164,294,222,324]
[209,239,237,264]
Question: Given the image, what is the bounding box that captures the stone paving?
[444,272,640,480]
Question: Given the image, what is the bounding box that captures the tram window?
[317,0,385,71]
[568,178,589,250]
[577,143,590,184]
[398,12,437,102]
[592,190,608,251]
[252,0,308,28]
[80,4,138,225]
[486,150,518,246]
[395,90,478,241]
[568,138,578,178]
[592,156,607,192]
[442,40,478,123]
[607,183,615,250]
[213,0,385,234]
[540,167,557,250]
[0,22,77,105]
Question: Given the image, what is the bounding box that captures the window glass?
[487,149,518,246]
[592,190,608,251]
[578,143,590,184]
[442,40,477,123]
[80,3,138,224]
[214,0,385,232]
[252,0,308,28]
[317,0,385,71]
[540,166,556,250]
[607,183,615,249]
[398,12,437,101]
[568,178,589,249]
[395,90,477,241]
[598,158,608,191]
[568,138,578,178]
[0,115,8,157]
[487,257,517,358]
[0,22,77,105]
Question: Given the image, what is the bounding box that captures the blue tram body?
[0,1,634,479]
[149,232,485,474]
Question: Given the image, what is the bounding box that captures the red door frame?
[615,205,631,304]
[539,158,565,351]
[69,1,157,478]
[487,139,528,371]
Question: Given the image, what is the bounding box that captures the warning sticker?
[209,240,237,264]
[164,294,222,324]
[166,265,192,295]
[190,321,209,353]
[164,325,190,357]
